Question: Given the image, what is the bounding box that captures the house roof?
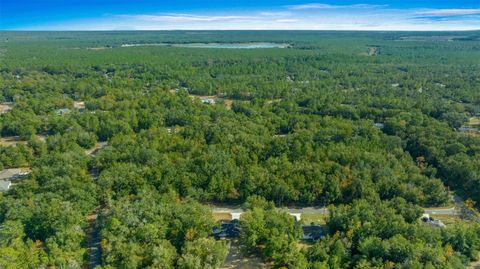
[213,220,241,238]
[73,101,85,109]
[201,98,216,104]
[56,108,71,115]
[300,225,324,241]
[0,180,11,191]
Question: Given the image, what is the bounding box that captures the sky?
[1,0,479,31]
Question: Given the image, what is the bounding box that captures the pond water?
[121,42,288,49]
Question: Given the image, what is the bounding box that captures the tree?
[177,238,228,269]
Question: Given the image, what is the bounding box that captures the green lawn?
[301,214,327,225]
[430,214,460,226]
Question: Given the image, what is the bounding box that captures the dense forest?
[0,31,479,268]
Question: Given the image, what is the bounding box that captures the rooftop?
[56,108,71,115]
[73,101,86,110]
[300,225,325,241]
[213,219,241,239]
[0,180,12,191]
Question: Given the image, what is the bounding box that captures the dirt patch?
[367,46,380,56]
[297,241,315,250]
[224,99,234,110]
[0,135,46,147]
[464,131,480,137]
[221,239,271,269]
[84,210,102,269]
[214,212,232,222]
[85,142,108,156]
[468,254,480,269]
[0,103,13,114]
[0,136,27,147]
[36,135,46,142]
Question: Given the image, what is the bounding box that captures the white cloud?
[120,13,257,22]
[259,11,292,16]
[414,9,480,16]
[275,19,301,23]
[287,3,388,10]
[21,5,480,31]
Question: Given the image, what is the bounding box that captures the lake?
[121,42,288,49]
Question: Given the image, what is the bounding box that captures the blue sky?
[1,0,479,30]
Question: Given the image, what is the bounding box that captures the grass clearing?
[302,213,327,225]
[468,117,480,126]
[430,214,460,226]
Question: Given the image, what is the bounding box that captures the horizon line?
[2,29,479,32]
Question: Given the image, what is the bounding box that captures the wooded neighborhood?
[0,30,479,268]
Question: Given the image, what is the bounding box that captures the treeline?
[240,196,480,268]
[0,149,97,267]
[98,191,227,268]
[1,86,453,206]
[384,114,480,205]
